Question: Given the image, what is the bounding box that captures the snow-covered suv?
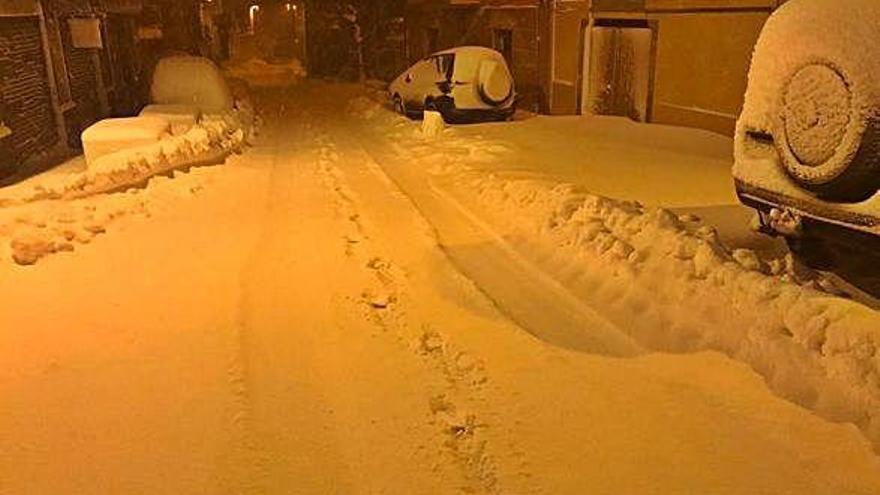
[734,0,880,292]
[389,46,516,123]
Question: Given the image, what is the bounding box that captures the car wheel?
[393,95,406,116]
[775,62,880,201]
[433,97,457,124]
[786,235,836,271]
[424,97,440,116]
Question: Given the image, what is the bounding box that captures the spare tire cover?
[477,60,513,106]
[782,64,852,173]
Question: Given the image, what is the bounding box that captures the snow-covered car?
[389,46,516,123]
[150,55,233,114]
[733,0,880,289]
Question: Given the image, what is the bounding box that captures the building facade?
[406,0,789,136]
[0,0,200,179]
[581,0,789,136]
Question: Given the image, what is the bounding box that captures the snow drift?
[349,89,880,451]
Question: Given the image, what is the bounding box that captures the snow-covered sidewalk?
[0,108,246,266]
[2,82,880,494]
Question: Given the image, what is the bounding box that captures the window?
[433,54,455,80]
[493,29,513,64]
[425,28,439,55]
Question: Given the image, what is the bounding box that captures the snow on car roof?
[430,46,502,58]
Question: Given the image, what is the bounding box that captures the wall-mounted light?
[249,4,260,32]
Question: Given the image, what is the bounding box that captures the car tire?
[393,95,406,116]
[433,97,457,124]
[786,235,836,271]
[775,62,880,201]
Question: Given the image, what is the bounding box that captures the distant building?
[405,0,789,135]
[225,0,307,63]
[0,0,200,179]
[303,0,406,82]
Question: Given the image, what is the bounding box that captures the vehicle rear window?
[433,54,455,80]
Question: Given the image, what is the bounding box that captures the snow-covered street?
[3,81,880,494]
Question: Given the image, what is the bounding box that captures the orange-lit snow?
[350,86,880,450]
[1,82,880,493]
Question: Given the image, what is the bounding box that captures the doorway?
[585,20,654,122]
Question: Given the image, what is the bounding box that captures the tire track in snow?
[222,96,300,494]
[225,96,349,493]
[313,131,505,494]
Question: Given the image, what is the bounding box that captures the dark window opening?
[594,18,650,29]
[425,28,439,55]
[433,53,455,80]
[493,29,513,64]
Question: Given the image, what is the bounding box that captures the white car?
[733,0,880,294]
[389,46,516,123]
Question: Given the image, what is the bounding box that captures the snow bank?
[3,113,244,205]
[422,111,446,138]
[0,163,213,266]
[223,58,306,89]
[347,87,880,450]
[139,104,201,135]
[449,171,880,449]
[82,116,170,166]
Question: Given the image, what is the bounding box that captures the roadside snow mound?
[454,172,880,449]
[82,116,170,165]
[422,111,446,138]
[223,58,307,89]
[6,113,243,203]
[346,88,880,450]
[0,166,211,266]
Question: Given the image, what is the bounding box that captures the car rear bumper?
[736,179,880,268]
[737,180,880,296]
[736,180,880,237]
[435,96,514,124]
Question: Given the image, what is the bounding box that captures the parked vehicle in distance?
[150,55,233,114]
[389,46,516,124]
[733,0,880,296]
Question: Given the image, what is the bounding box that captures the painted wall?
[649,11,768,135]
[548,0,589,115]
[0,0,39,17]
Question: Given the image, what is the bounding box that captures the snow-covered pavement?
[2,81,880,494]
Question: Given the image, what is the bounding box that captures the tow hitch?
[752,207,803,238]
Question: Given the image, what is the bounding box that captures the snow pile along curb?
[21,114,243,203]
[452,172,880,449]
[347,87,880,449]
[0,111,247,266]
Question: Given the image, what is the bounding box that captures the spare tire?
[477,60,513,106]
[775,62,880,201]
